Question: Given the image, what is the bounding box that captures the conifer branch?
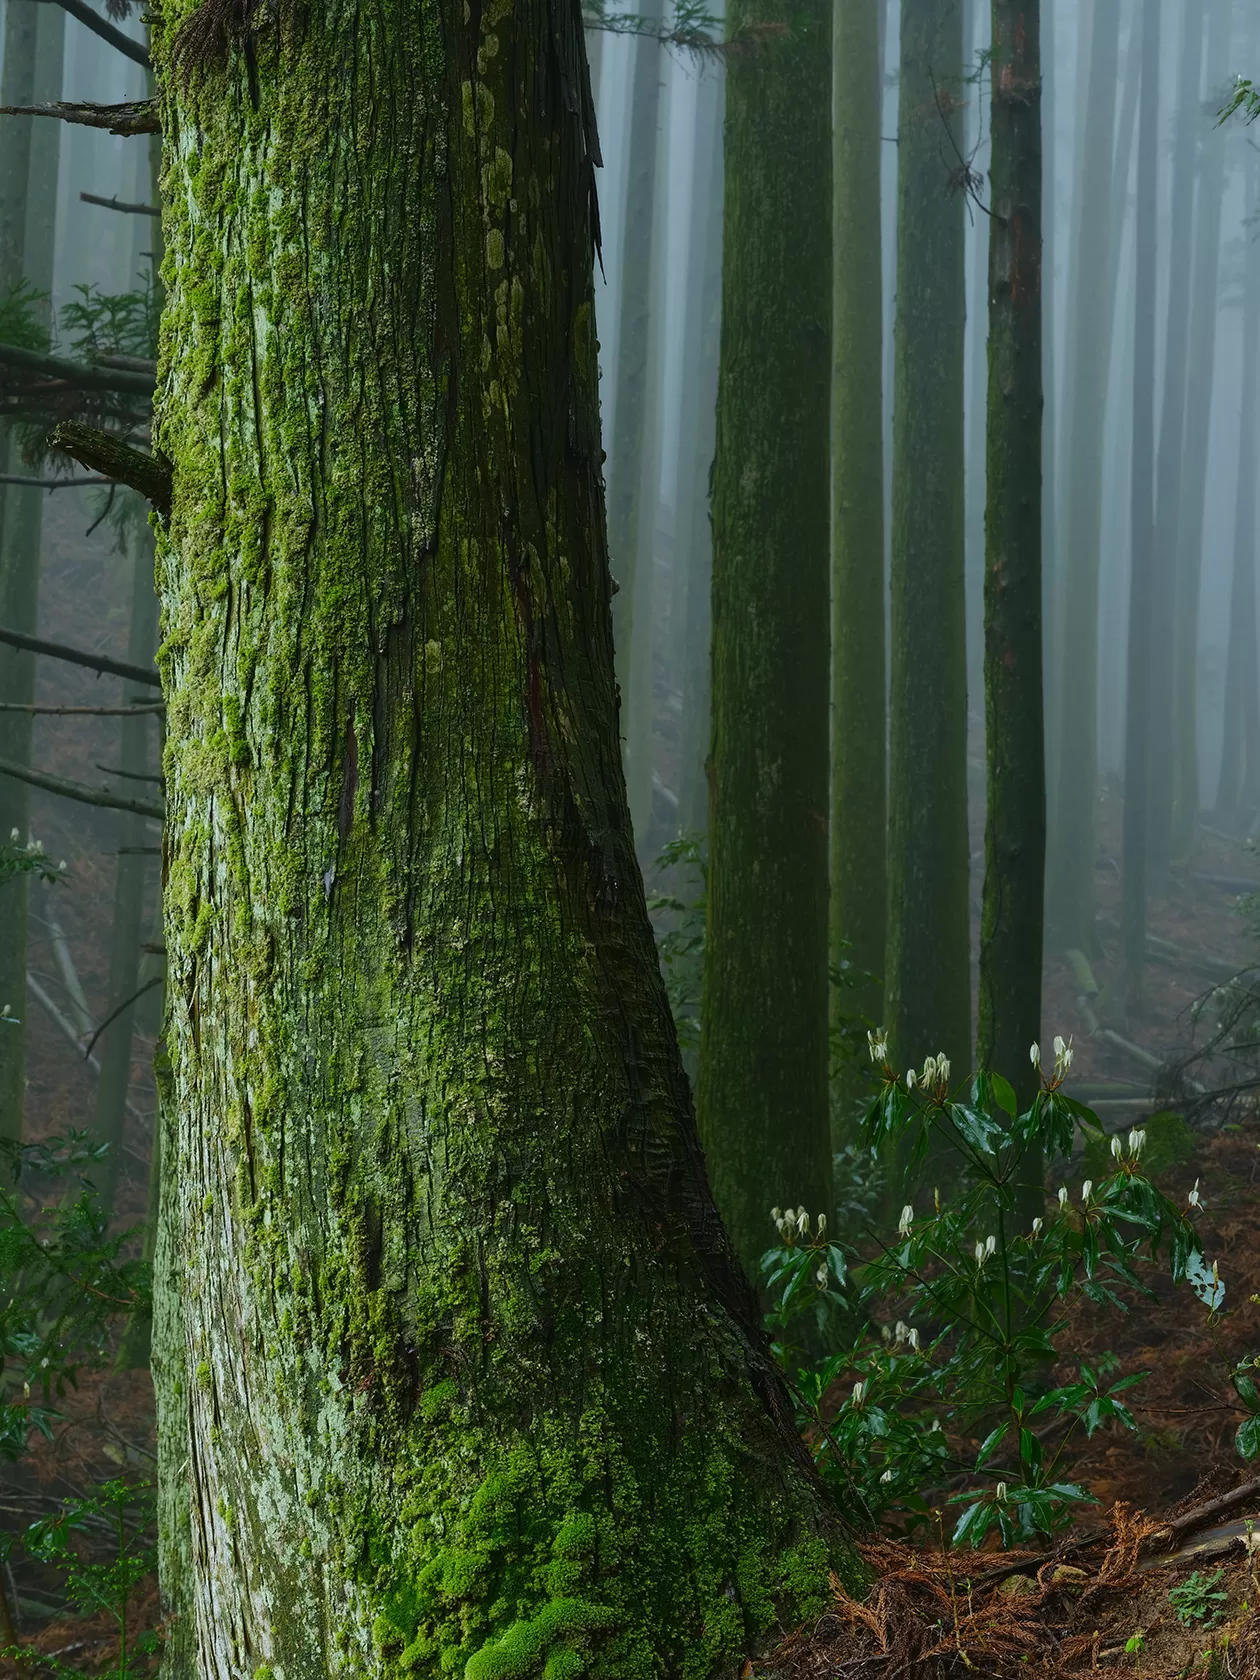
[50,421,171,514]
[0,754,164,820]
[0,98,159,136]
[0,340,154,396]
[31,0,150,67]
[0,624,161,686]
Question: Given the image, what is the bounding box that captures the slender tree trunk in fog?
[1123,0,1161,1011]
[605,3,664,839]
[1148,0,1203,878]
[0,0,64,1142]
[830,0,885,1135]
[886,0,970,1078]
[89,527,159,1216]
[1039,0,1056,789]
[1046,0,1121,955]
[152,1,851,1668]
[978,0,1042,1111]
[1171,0,1232,858]
[699,0,833,1269]
[1216,142,1260,826]
[676,65,723,842]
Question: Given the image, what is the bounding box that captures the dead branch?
[0,98,159,135]
[0,624,160,686]
[31,0,149,66]
[0,753,164,820]
[50,421,171,514]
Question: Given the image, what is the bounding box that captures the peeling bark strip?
[152,1,852,1675]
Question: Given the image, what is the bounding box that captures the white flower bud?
[937,1054,951,1084]
[1111,1136,1124,1160]
[975,1240,987,1266]
[1082,1180,1093,1201]
[1188,1180,1202,1210]
[816,1213,827,1237]
[852,1381,865,1404]
[995,1481,1009,1505]
[880,1469,895,1484]
[898,1203,914,1237]
[906,1068,917,1090]
[8,828,17,842]
[798,1211,811,1237]
[1129,1128,1146,1156]
[908,1327,920,1352]
[815,1263,828,1289]
[1030,1042,1041,1067]
[1058,1186,1069,1208]
[985,1234,997,1257]
[1031,1217,1043,1237]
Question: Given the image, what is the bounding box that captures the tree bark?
[698,0,833,1271]
[674,64,722,845]
[978,0,1043,1114]
[152,2,850,1671]
[1146,0,1203,880]
[1215,136,1260,825]
[829,0,885,1138]
[0,0,63,1143]
[1045,0,1122,954]
[1169,0,1232,858]
[1122,0,1161,1012]
[604,2,664,841]
[885,0,970,1079]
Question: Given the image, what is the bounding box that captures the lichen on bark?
[150,1,852,1675]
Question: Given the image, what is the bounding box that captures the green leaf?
[949,1103,1004,1157]
[1237,1415,1260,1461]
[990,1074,1018,1118]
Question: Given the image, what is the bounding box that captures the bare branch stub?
[49,421,172,517]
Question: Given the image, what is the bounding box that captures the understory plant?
[763,1034,1222,1547]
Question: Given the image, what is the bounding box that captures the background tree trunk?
[1170,0,1232,859]
[0,0,64,1141]
[1122,0,1161,1011]
[829,0,885,1139]
[1147,0,1202,880]
[698,0,834,1266]
[605,4,664,840]
[1215,133,1260,826]
[885,0,970,1079]
[153,2,848,1670]
[978,0,1043,1116]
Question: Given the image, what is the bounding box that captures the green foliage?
[59,276,160,364]
[1168,1568,1229,1629]
[0,832,64,899]
[0,1134,149,1461]
[1220,78,1260,126]
[762,1036,1223,1548]
[0,281,51,353]
[1082,1110,1195,1185]
[2,1481,157,1680]
[581,0,722,49]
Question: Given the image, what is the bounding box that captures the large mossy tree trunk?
[1045,0,1121,957]
[978,0,1042,1112]
[885,0,970,1080]
[829,0,885,1141]
[152,1,848,1672]
[0,0,64,1141]
[697,0,833,1271]
[1122,0,1161,1010]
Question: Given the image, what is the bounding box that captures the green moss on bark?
[150,0,853,1673]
